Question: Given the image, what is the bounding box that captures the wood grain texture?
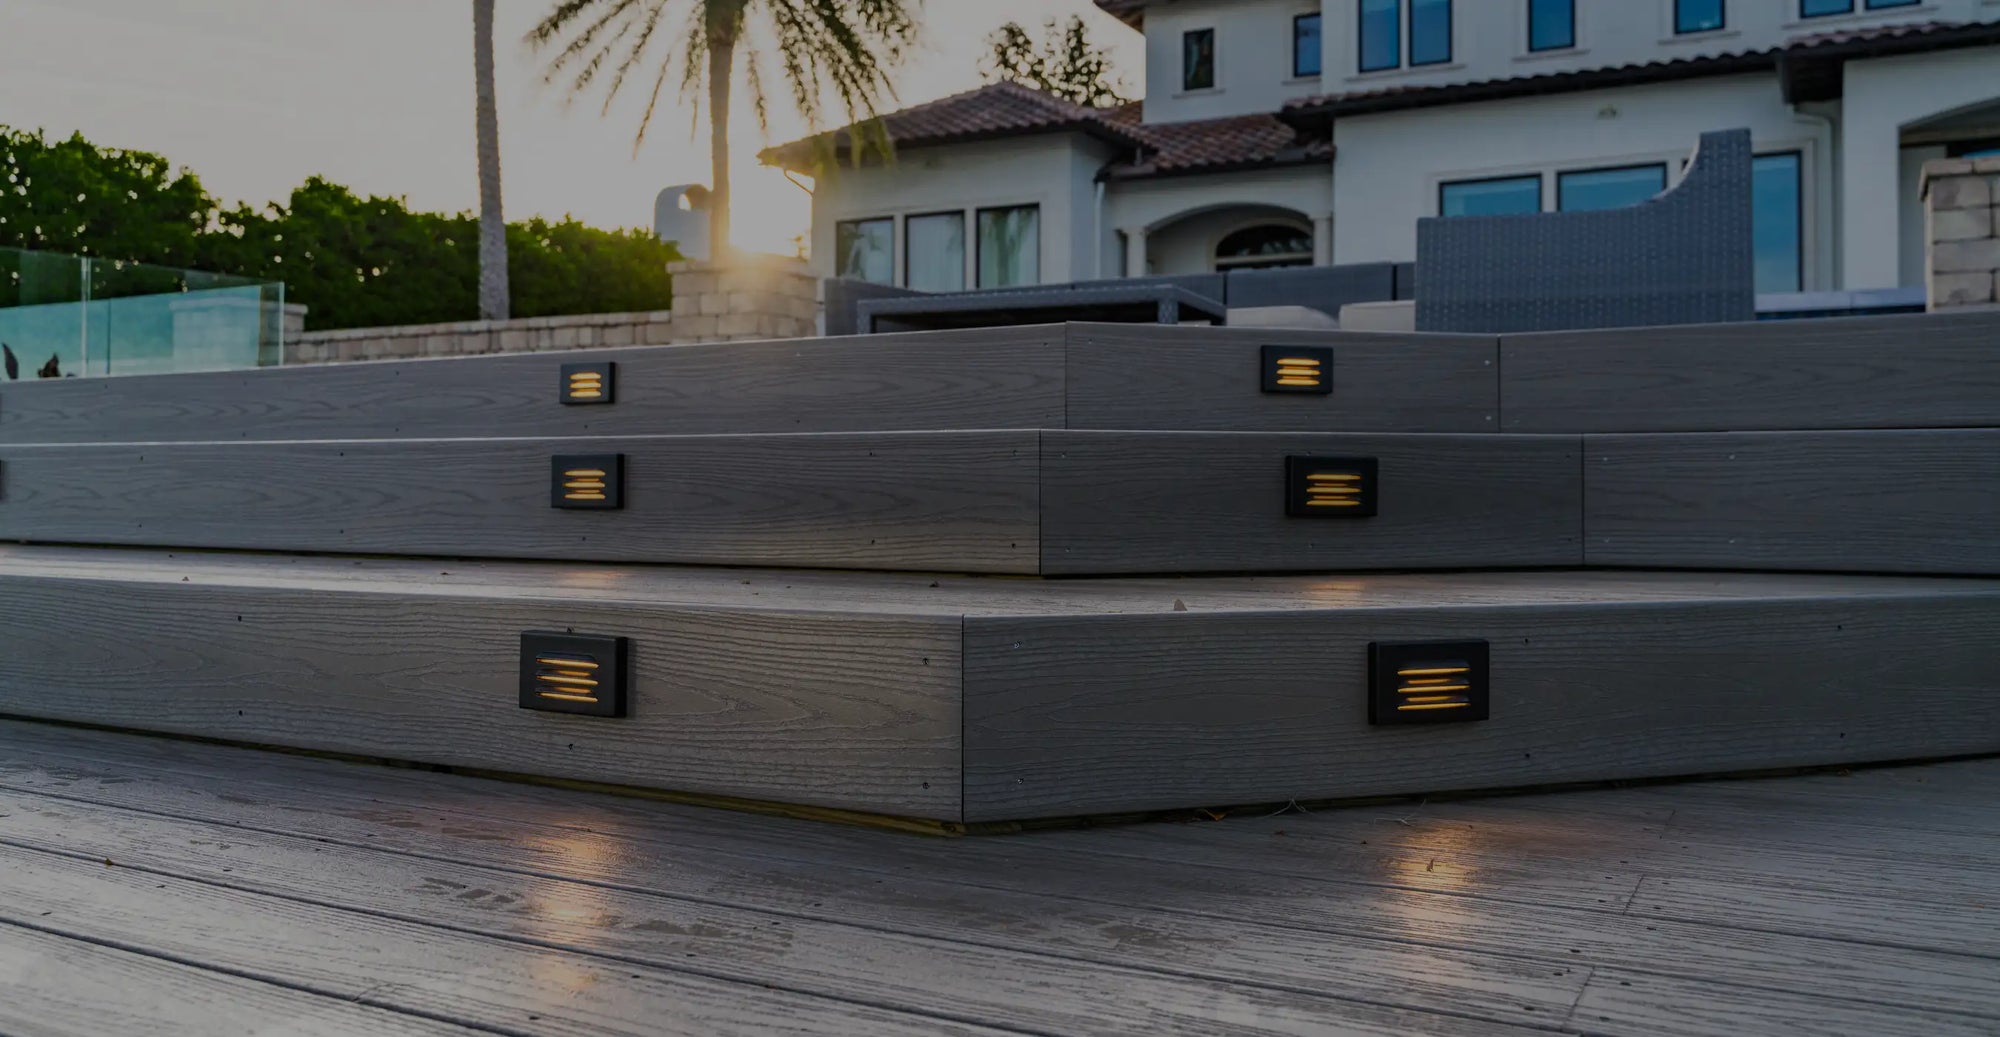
[1065,324,1499,432]
[0,842,1019,1037]
[1500,310,2000,432]
[962,591,2000,820]
[1040,430,1583,573]
[1571,969,2000,1037]
[0,574,962,818]
[0,789,1555,1037]
[0,432,1042,572]
[8,724,1994,1030]
[0,326,1066,443]
[1584,429,2000,574]
[0,923,485,1037]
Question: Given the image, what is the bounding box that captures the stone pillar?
[1922,158,2000,312]
[666,255,820,342]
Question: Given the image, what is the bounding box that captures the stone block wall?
[283,257,819,365]
[1923,157,2000,312]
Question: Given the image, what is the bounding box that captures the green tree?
[527,0,920,258]
[0,127,213,266]
[982,16,1127,108]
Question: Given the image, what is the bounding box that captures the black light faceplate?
[519,631,629,717]
[1368,640,1489,725]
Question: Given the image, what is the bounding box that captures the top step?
[0,324,1499,442]
[3,312,1993,444]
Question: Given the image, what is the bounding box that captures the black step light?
[1261,345,1332,394]
[560,362,615,405]
[551,453,624,509]
[1368,640,1489,725]
[1286,456,1377,517]
[520,631,629,717]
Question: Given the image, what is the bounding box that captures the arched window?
[1215,224,1313,270]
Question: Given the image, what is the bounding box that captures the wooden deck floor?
[0,720,1994,1036]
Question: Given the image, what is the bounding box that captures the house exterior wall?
[1329,74,1835,288]
[1138,0,1326,124]
[806,133,1118,286]
[1841,45,2000,290]
[1105,164,1334,274]
[1317,0,1998,88]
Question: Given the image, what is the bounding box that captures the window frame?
[1293,13,1323,78]
[1556,162,1669,212]
[1751,150,1804,295]
[1673,0,1726,35]
[833,216,895,285]
[1437,173,1544,218]
[1799,0,1853,16]
[1408,0,1453,67]
[974,204,1042,290]
[1527,0,1576,51]
[900,209,966,292]
[1181,27,1217,92]
[1357,0,1402,72]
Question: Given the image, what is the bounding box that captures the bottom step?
[1,546,1995,825]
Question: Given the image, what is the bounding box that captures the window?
[1753,152,1802,294]
[1801,0,1851,14]
[835,217,892,284]
[1558,164,1667,211]
[1674,0,1724,34]
[1867,0,1920,7]
[977,205,1040,288]
[1293,14,1322,77]
[1359,0,1400,71]
[1528,0,1574,51]
[1182,29,1215,91]
[1215,224,1314,270]
[1409,0,1452,65]
[1950,139,2000,159]
[1440,175,1542,217]
[903,212,964,292]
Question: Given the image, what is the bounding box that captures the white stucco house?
[761,0,2000,297]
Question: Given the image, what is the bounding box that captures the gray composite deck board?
[0,326,1069,443]
[0,722,1993,1037]
[0,431,1044,572]
[1584,428,2000,574]
[1063,325,1499,433]
[1500,310,2000,433]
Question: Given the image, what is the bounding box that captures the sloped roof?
[1093,0,1146,30]
[758,81,1147,170]
[1099,102,1333,180]
[1282,19,2000,126]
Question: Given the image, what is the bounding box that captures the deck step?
[2,545,1994,824]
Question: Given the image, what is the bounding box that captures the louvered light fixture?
[1261,345,1332,394]
[1368,640,1489,725]
[519,631,629,717]
[560,362,616,405]
[1286,456,1378,518]
[550,454,624,510]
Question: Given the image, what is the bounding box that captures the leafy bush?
[0,127,678,330]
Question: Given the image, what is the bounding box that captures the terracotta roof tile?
[759,81,1145,169]
[1100,103,1332,179]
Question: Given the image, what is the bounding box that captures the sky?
[0,0,1144,255]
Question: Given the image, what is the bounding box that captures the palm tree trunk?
[706,27,735,261]
[473,0,510,320]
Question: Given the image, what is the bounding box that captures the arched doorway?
[1214,223,1314,271]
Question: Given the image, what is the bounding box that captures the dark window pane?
[1528,0,1574,50]
[1557,164,1667,212]
[835,218,893,284]
[1294,14,1322,77]
[903,212,964,292]
[1866,0,1920,8]
[1182,29,1215,90]
[1410,0,1451,65]
[1359,0,1400,71]
[1215,224,1314,269]
[1674,0,1724,33]
[1753,152,1802,294]
[1801,0,1852,15]
[977,206,1040,289]
[1440,176,1541,217]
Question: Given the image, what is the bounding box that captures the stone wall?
[1923,157,2000,312]
[283,257,819,365]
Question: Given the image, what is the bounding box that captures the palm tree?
[473,0,510,320]
[527,0,918,260]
